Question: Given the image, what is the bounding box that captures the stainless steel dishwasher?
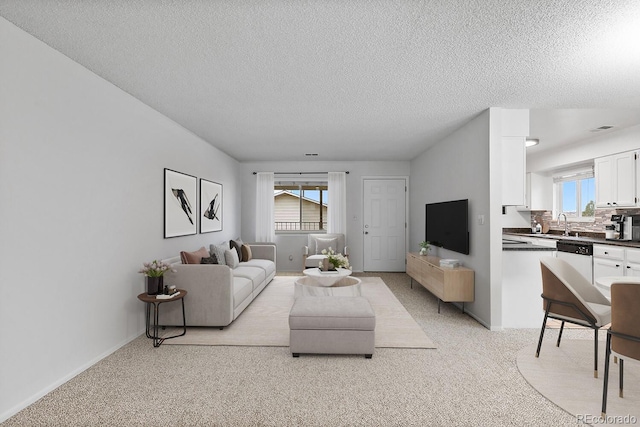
[556,240,594,283]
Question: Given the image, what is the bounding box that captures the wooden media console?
[406,252,474,313]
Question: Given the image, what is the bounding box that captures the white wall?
[239,161,410,272]
[409,110,493,327]
[0,18,241,421]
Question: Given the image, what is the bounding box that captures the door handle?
[364,231,369,234]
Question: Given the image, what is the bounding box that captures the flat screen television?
[425,199,469,255]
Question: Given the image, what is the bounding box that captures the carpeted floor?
[161,276,435,349]
[3,272,603,426]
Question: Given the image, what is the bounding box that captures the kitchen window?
[554,168,595,221]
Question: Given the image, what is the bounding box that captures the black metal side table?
[137,289,187,347]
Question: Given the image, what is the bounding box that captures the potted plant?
[419,241,430,256]
[139,260,176,295]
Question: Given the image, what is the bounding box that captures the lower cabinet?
[406,253,474,312]
[593,245,640,284]
[593,257,624,279]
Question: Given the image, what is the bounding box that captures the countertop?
[502,242,556,251]
[503,231,640,249]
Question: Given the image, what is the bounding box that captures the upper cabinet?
[501,109,529,206]
[595,151,637,208]
[518,172,553,211]
[502,136,526,206]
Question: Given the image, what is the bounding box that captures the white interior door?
[363,178,407,271]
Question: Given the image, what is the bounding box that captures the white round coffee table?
[294,276,361,297]
[302,267,352,287]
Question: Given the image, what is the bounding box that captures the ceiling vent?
[590,125,614,132]
[305,153,318,157]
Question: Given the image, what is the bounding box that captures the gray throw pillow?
[211,243,228,266]
[224,249,239,269]
[200,255,218,264]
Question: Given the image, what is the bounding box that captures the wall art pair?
[164,168,222,238]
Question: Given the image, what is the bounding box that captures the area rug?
[517,340,639,425]
[162,276,435,349]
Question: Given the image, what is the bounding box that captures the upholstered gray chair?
[302,233,348,270]
[601,282,640,416]
[537,256,611,378]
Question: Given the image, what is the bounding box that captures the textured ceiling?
[1,1,640,161]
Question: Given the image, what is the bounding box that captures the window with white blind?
[554,168,595,221]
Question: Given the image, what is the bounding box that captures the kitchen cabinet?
[595,151,636,208]
[501,136,526,206]
[624,248,640,277]
[593,257,624,279]
[518,172,553,211]
[592,244,640,284]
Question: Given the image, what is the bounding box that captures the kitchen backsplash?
[530,208,640,236]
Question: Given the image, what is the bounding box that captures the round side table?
[137,290,187,347]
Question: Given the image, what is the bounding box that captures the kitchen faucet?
[558,213,568,236]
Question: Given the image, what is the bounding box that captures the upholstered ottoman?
[289,296,376,358]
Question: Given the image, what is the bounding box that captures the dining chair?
[601,282,640,416]
[537,257,611,378]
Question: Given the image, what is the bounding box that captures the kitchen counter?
[503,232,640,249]
[502,242,555,251]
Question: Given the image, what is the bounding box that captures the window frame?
[553,167,595,223]
[274,181,329,234]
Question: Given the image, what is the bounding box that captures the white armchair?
[303,233,348,270]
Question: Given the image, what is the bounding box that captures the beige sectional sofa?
[158,243,276,328]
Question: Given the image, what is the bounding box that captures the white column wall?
[409,110,494,327]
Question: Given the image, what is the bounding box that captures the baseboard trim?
[0,330,144,423]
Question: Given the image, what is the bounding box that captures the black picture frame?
[200,178,222,233]
[164,168,197,238]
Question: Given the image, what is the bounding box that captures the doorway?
[362,178,407,272]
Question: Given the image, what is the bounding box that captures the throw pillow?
[211,243,228,267]
[241,244,252,261]
[224,249,240,269]
[200,255,218,264]
[230,239,244,262]
[180,246,210,264]
[315,237,338,254]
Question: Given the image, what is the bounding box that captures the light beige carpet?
[517,340,639,425]
[163,276,435,349]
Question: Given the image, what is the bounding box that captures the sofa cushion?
[305,254,327,268]
[181,247,210,264]
[211,244,227,267]
[230,239,244,262]
[315,237,338,254]
[241,259,275,278]
[232,277,253,309]
[241,244,252,261]
[225,249,240,269]
[233,265,266,291]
